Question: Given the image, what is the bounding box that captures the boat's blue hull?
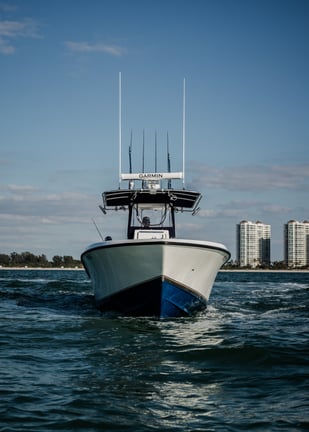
[96,277,207,318]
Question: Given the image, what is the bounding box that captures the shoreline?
[220,269,309,273]
[0,267,84,271]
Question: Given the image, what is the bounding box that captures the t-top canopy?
[103,189,201,210]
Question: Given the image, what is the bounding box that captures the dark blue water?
[0,269,308,431]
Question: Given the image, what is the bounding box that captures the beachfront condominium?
[236,220,271,267]
[284,220,309,268]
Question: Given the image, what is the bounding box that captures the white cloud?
[0,18,40,54]
[64,40,126,56]
[7,184,38,193]
[188,163,309,192]
[262,204,291,214]
[196,200,291,221]
[0,3,18,13]
[0,185,96,218]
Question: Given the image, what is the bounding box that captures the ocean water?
[0,269,308,432]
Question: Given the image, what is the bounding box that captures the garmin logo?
[121,172,182,181]
[138,173,163,179]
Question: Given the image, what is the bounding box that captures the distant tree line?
[223,260,308,270]
[0,252,307,270]
[0,252,82,268]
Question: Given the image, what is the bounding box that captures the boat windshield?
[132,205,170,228]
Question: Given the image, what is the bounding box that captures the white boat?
[81,75,230,317]
[81,172,230,318]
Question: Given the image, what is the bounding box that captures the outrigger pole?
[118,71,122,188]
[182,77,186,188]
[155,130,157,173]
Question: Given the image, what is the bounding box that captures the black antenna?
[129,129,133,174]
[155,130,157,173]
[167,132,172,188]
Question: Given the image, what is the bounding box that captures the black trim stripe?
[81,240,230,261]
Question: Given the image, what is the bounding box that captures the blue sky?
[0,0,308,261]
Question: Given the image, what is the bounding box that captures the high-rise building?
[236,220,271,267]
[284,220,309,267]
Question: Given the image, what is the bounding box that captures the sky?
[0,0,308,261]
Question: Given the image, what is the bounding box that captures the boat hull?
[81,239,230,318]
